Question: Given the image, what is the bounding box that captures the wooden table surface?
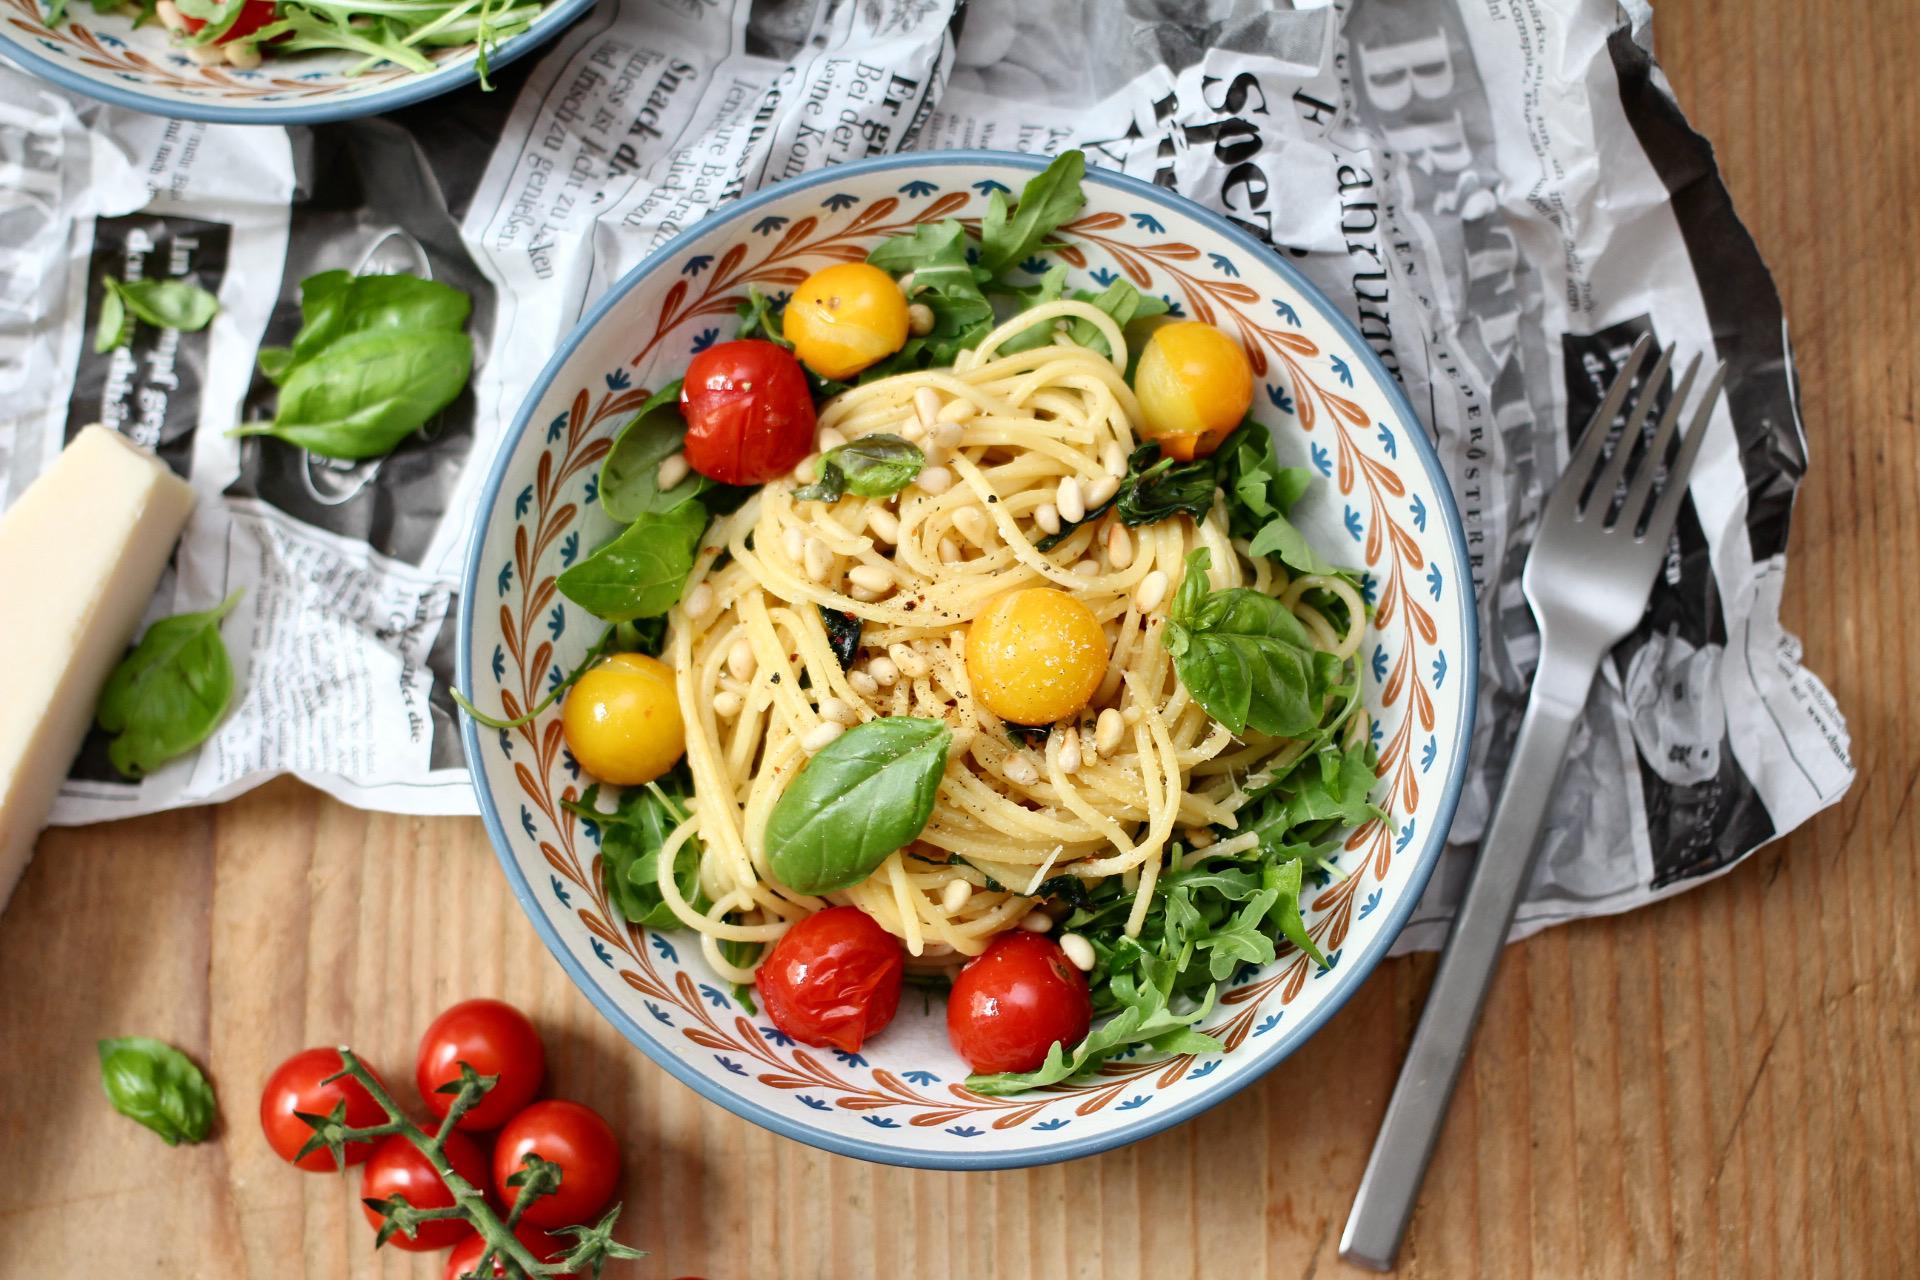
[3,3,1913,1276]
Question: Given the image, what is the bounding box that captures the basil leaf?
[96,590,242,779]
[796,433,924,504]
[557,501,707,622]
[765,717,951,894]
[600,379,738,521]
[817,604,862,670]
[966,981,1221,1096]
[1116,442,1218,528]
[115,278,219,331]
[93,281,127,355]
[1163,548,1320,738]
[976,150,1087,279]
[97,1037,215,1146]
[562,774,703,930]
[1065,280,1168,359]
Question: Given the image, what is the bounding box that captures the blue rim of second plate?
[0,0,595,125]
[459,149,1479,1171]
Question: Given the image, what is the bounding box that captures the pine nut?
[937,397,976,423]
[907,303,935,336]
[1185,825,1217,849]
[1095,708,1124,757]
[898,271,916,295]
[869,656,900,686]
[889,643,931,679]
[942,879,973,914]
[1102,441,1127,478]
[933,420,965,450]
[155,0,186,28]
[187,42,226,65]
[952,506,989,547]
[727,638,756,681]
[1135,569,1169,613]
[1057,731,1082,774]
[818,696,858,726]
[817,427,847,452]
[1034,503,1061,535]
[867,506,900,544]
[848,564,892,593]
[654,451,690,492]
[712,690,744,718]
[1018,910,1053,933]
[920,442,950,468]
[1056,475,1086,523]
[936,536,960,564]
[848,670,879,696]
[803,536,833,582]
[1084,474,1119,509]
[1059,932,1096,970]
[801,721,844,752]
[782,527,805,564]
[1105,523,1134,570]
[914,387,942,432]
[224,40,262,69]
[900,418,927,443]
[1073,560,1099,576]
[793,454,819,485]
[914,466,954,495]
[1004,753,1039,786]
[682,581,714,620]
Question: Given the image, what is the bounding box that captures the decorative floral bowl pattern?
[0,0,591,123]
[459,151,1478,1170]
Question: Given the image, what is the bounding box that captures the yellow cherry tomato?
[783,262,910,380]
[1132,321,1254,459]
[561,652,685,786]
[966,588,1109,727]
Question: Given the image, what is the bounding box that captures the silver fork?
[1339,333,1726,1271]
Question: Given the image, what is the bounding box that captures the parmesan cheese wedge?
[0,426,196,912]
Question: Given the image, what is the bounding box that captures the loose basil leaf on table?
[96,590,243,779]
[600,379,746,521]
[765,717,952,894]
[97,1036,215,1146]
[792,433,925,503]
[561,775,704,930]
[557,500,707,622]
[93,275,219,354]
[1162,548,1320,738]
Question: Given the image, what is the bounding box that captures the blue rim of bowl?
[0,0,594,125]
[460,149,1479,1171]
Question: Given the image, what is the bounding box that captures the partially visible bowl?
[0,0,591,123]
[459,150,1478,1170]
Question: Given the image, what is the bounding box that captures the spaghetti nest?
[659,301,1366,983]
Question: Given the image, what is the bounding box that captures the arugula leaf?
[867,220,985,303]
[561,774,703,929]
[793,433,925,503]
[1214,419,1353,579]
[733,285,793,348]
[557,501,707,622]
[1163,548,1321,738]
[976,151,1087,279]
[452,624,619,731]
[1065,280,1169,360]
[598,379,749,520]
[97,1037,215,1146]
[1262,860,1327,966]
[96,590,242,779]
[966,981,1221,1096]
[1116,442,1218,528]
[765,717,951,894]
[997,262,1069,355]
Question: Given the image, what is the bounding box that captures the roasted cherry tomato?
[679,340,816,485]
[444,1223,579,1279]
[492,1100,622,1230]
[1132,321,1253,460]
[948,931,1092,1075]
[782,263,910,380]
[415,999,547,1131]
[179,0,279,42]
[966,587,1109,726]
[561,653,685,788]
[360,1130,489,1251]
[757,906,904,1052]
[260,1047,389,1171]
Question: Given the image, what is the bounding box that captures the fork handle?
[1339,644,1599,1271]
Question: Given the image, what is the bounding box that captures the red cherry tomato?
[416,999,546,1131]
[756,906,904,1053]
[360,1130,488,1252]
[179,0,278,42]
[259,1047,389,1172]
[443,1223,579,1279]
[947,931,1092,1075]
[679,340,816,485]
[492,1099,622,1229]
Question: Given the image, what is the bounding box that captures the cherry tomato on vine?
[783,262,910,380]
[1131,321,1253,461]
[561,652,685,787]
[443,1223,580,1279]
[259,1047,389,1171]
[416,999,547,1131]
[756,906,905,1053]
[492,1099,622,1230]
[360,1130,489,1252]
[178,0,278,42]
[679,340,816,485]
[947,931,1092,1075]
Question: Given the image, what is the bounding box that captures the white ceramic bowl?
[0,0,591,122]
[460,151,1478,1170]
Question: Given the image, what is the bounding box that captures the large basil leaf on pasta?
[1163,548,1320,738]
[557,500,707,622]
[765,717,951,894]
[793,433,924,502]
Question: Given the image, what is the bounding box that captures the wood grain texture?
[0,2,1913,1274]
